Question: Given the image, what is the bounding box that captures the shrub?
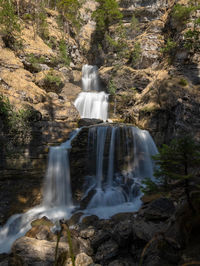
[172,4,194,26]
[43,70,64,93]
[130,15,139,34]
[161,38,177,57]
[45,72,62,87]
[59,39,70,66]
[184,16,200,52]
[0,95,35,134]
[130,42,142,67]
[26,54,47,72]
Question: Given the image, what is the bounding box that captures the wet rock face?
[78,118,104,127]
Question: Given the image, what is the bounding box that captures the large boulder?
[12,236,69,266]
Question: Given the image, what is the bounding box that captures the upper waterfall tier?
[82,64,100,91]
[74,91,108,121]
[74,64,109,121]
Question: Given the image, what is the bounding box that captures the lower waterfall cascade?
[0,64,158,254]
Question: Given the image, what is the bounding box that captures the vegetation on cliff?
[143,136,200,212]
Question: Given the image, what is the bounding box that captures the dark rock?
[67,212,83,226]
[140,236,181,266]
[81,215,99,228]
[78,118,103,127]
[95,239,119,263]
[91,230,111,251]
[111,212,134,222]
[112,220,133,247]
[140,197,175,221]
[133,218,168,243]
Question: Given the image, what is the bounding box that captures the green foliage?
[161,38,177,57]
[0,95,13,121]
[106,34,127,57]
[183,0,200,52]
[26,54,47,72]
[179,78,188,86]
[59,39,70,66]
[130,15,139,34]
[27,54,47,65]
[142,178,159,194]
[144,136,200,211]
[130,42,142,67]
[44,71,63,87]
[154,136,200,181]
[0,0,21,47]
[172,4,194,26]
[105,23,130,60]
[58,0,82,32]
[184,26,200,52]
[108,80,117,95]
[92,0,122,36]
[0,95,33,135]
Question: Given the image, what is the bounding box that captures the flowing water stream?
[0,64,158,253]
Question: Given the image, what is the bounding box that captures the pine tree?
[57,0,81,34]
[143,136,200,213]
[92,0,122,36]
[151,136,200,212]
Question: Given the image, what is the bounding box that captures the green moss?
[179,78,188,86]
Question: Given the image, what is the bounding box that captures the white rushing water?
[82,126,158,218]
[0,129,80,254]
[74,65,109,121]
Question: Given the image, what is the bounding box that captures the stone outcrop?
[11,237,69,266]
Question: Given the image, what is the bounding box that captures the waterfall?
[74,65,109,121]
[43,147,72,207]
[82,126,158,218]
[0,129,80,254]
[0,64,159,254]
[82,64,99,91]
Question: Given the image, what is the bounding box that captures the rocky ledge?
[1,196,200,266]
